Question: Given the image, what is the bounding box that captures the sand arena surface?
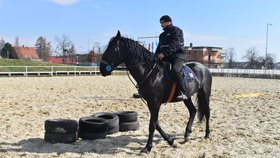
[0,76,279,158]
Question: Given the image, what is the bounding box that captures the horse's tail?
[196,69,212,122]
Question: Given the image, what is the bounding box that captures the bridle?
[100,40,121,72]
[101,39,158,88]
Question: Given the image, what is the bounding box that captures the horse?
[100,31,212,153]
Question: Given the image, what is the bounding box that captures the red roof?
[14,46,39,59]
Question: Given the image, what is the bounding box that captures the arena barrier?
[0,66,279,78]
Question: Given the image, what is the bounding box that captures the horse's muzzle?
[100,62,112,76]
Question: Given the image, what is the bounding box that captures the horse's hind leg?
[182,98,197,143]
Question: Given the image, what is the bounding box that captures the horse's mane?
[120,37,154,63]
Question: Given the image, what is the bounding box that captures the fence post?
[25,66,28,77]
[51,66,53,77]
[95,66,97,75]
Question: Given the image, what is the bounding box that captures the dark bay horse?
[100,31,212,153]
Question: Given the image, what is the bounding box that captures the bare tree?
[260,53,275,69]
[224,47,236,68]
[94,42,102,54]
[87,50,97,63]
[243,47,262,69]
[55,35,74,64]
[0,38,5,54]
[68,44,77,63]
[35,36,52,60]
[14,37,20,47]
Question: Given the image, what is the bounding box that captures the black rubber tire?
[79,116,108,133]
[92,112,119,134]
[119,120,139,132]
[115,111,138,123]
[44,132,77,144]
[78,132,107,140]
[45,119,78,134]
[132,93,141,98]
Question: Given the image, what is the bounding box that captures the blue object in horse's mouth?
[106,65,112,72]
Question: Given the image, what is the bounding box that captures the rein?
[126,62,157,88]
[127,62,157,106]
[126,61,157,107]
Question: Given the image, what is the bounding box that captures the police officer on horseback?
[155,15,188,100]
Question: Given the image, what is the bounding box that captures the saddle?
[165,62,196,84]
[165,62,198,102]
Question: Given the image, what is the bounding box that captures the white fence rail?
[0,66,279,78]
[209,68,280,78]
[0,66,125,77]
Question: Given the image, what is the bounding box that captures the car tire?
[92,112,119,134]
[115,111,138,123]
[45,119,78,134]
[119,121,139,132]
[78,116,108,133]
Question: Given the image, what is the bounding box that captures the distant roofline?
[184,46,222,50]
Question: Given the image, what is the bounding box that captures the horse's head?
[100,31,125,76]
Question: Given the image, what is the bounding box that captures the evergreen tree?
[1,42,14,58]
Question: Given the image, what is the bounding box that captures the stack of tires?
[44,111,140,143]
[115,111,139,132]
[44,119,78,143]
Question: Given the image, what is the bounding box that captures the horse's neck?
[124,50,155,84]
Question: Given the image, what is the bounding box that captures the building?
[45,56,77,65]
[184,44,223,68]
[13,46,39,59]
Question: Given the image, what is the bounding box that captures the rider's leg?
[171,58,188,100]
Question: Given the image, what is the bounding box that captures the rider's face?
[160,21,171,29]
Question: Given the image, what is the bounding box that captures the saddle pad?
[181,66,195,82]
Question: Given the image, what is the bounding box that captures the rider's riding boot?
[173,72,188,100]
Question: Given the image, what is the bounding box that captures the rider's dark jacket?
[155,24,185,60]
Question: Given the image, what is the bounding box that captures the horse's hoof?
[140,147,150,154]
[179,138,188,144]
[171,141,178,148]
[204,134,210,139]
[167,137,175,146]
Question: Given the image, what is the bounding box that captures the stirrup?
[176,91,188,100]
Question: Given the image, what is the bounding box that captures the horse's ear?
[116,30,121,40]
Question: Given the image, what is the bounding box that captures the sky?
[0,0,279,61]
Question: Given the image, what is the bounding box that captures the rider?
[155,15,188,100]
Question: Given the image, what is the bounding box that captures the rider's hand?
[158,53,165,60]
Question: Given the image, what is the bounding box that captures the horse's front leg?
[156,121,175,146]
[140,103,160,154]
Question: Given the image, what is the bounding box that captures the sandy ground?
[0,76,279,158]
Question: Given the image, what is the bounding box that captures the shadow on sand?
[0,134,178,155]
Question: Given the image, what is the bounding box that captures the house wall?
[185,47,223,68]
